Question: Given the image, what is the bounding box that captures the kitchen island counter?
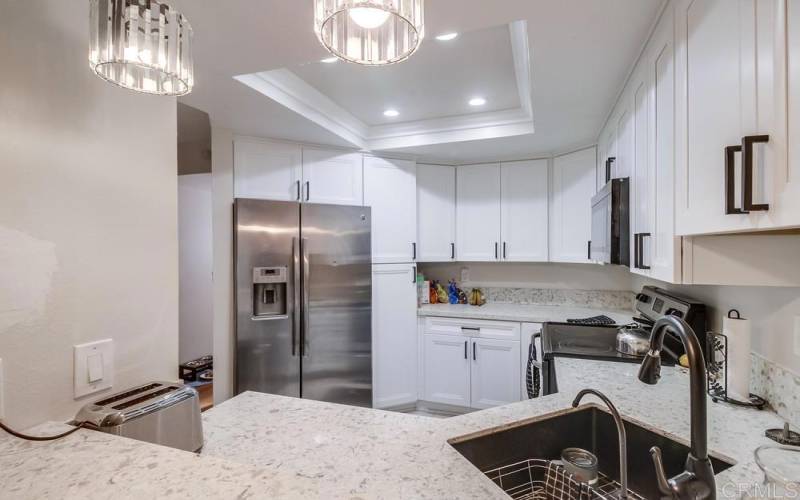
[0,359,785,499]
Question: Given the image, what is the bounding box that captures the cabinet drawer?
[422,316,520,341]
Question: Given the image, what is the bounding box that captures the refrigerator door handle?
[301,237,310,357]
[291,237,300,356]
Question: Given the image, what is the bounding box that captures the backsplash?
[751,353,800,429]
[481,287,636,311]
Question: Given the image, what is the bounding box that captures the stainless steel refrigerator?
[233,198,372,407]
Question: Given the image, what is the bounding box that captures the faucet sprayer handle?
[650,446,672,496]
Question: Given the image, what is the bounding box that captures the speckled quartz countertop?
[0,360,787,499]
[418,303,635,324]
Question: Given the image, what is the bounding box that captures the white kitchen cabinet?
[301,148,363,206]
[470,338,521,409]
[550,147,597,263]
[675,0,798,235]
[647,10,680,282]
[422,333,471,407]
[615,108,633,181]
[233,138,302,201]
[630,65,652,277]
[364,156,417,264]
[372,264,418,409]
[500,160,549,262]
[421,317,521,410]
[416,164,456,262]
[456,164,502,261]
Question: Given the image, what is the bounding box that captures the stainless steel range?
[527,286,707,398]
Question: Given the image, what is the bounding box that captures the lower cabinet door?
[372,264,418,409]
[470,338,521,410]
[422,334,471,407]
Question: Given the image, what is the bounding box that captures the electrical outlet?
[460,266,470,284]
[0,358,4,420]
[794,316,800,357]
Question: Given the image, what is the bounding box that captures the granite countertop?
[418,302,635,324]
[0,359,786,499]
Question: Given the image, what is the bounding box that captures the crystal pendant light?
[89,0,194,96]
[314,0,424,66]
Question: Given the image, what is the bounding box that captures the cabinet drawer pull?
[473,341,476,361]
[741,135,770,212]
[725,145,746,214]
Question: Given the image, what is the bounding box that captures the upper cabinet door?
[631,68,652,277]
[416,164,456,262]
[301,148,363,206]
[456,164,502,261]
[675,0,789,235]
[364,156,417,264]
[233,138,302,201]
[550,148,597,263]
[782,1,800,227]
[649,10,681,283]
[500,160,548,262]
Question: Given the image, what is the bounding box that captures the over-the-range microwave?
[589,177,630,266]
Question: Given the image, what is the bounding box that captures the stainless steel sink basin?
[449,405,735,499]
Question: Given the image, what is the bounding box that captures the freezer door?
[300,203,372,407]
[234,198,300,397]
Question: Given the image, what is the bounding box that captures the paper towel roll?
[724,309,751,401]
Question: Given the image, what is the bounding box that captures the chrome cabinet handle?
[741,135,770,212]
[725,145,746,214]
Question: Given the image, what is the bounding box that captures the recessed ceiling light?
[321,57,339,63]
[469,97,487,107]
[383,109,400,118]
[436,32,459,41]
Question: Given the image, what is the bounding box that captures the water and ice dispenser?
[252,266,287,318]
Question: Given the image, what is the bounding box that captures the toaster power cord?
[0,419,86,441]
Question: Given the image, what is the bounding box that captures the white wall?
[0,2,178,428]
[419,262,634,290]
[179,175,213,363]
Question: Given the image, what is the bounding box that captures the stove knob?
[636,293,650,303]
[665,308,684,318]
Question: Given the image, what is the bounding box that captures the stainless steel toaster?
[74,381,203,452]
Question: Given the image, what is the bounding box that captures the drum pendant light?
[314,0,425,66]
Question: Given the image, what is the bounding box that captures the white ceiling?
[290,24,519,126]
[173,0,665,163]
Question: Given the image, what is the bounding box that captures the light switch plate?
[794,316,800,357]
[74,339,114,399]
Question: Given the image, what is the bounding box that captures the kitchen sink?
[449,405,735,499]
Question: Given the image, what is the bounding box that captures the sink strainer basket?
[483,458,645,500]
